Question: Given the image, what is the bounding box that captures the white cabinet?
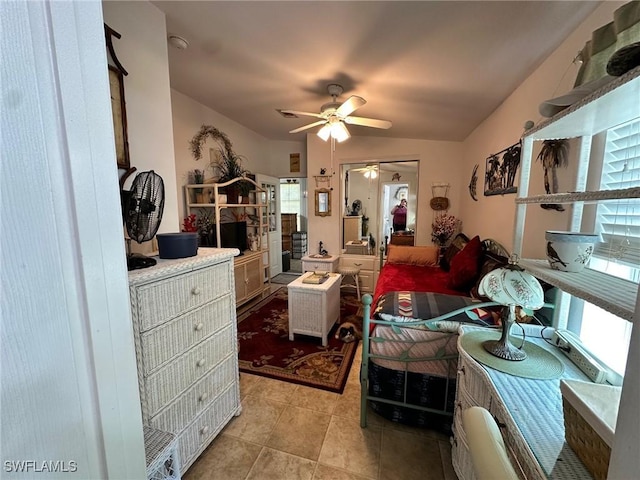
[339,254,379,293]
[513,66,640,479]
[128,249,241,472]
[234,251,263,306]
[301,255,340,273]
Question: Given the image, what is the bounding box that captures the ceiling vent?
[276,109,298,119]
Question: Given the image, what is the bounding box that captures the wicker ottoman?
[287,272,341,346]
[144,426,180,480]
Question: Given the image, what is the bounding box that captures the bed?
[359,235,510,434]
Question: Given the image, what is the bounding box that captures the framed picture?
[109,66,130,169]
[290,153,301,173]
[484,141,521,196]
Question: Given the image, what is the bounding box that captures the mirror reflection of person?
[391,198,407,232]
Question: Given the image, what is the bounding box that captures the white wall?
[267,140,307,178]
[306,134,464,255]
[459,1,626,257]
[103,1,179,235]
[171,90,305,220]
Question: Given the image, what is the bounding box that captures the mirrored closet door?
[340,160,418,255]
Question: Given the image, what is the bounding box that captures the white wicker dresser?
[453,326,594,480]
[128,248,241,472]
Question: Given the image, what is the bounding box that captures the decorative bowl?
[545,231,599,272]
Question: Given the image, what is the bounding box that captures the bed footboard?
[360,294,499,431]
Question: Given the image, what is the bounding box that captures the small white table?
[287,272,341,346]
[301,254,340,273]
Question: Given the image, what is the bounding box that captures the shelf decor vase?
[545,231,599,272]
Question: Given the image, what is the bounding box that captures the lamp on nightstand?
[478,254,544,361]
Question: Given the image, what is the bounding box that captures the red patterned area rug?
[237,287,362,394]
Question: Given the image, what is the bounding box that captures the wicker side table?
[144,426,181,480]
[287,272,341,346]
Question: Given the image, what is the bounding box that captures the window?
[280,181,304,231]
[572,118,640,377]
[593,118,640,270]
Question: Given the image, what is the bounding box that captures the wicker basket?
[562,397,611,480]
[561,379,621,480]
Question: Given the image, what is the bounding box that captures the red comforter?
[372,263,469,306]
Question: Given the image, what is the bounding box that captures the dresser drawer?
[340,256,375,271]
[357,271,375,292]
[457,351,493,407]
[177,385,239,468]
[150,354,238,434]
[144,325,234,417]
[140,294,233,375]
[132,262,231,332]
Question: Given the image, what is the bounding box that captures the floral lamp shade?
[478,255,544,361]
[478,262,544,310]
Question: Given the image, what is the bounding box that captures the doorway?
[279,178,307,273]
[381,182,409,243]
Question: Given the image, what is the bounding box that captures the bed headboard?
[482,238,510,258]
[378,237,510,269]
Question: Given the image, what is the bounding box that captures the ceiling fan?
[351,164,378,178]
[281,84,392,142]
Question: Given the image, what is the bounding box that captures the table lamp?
[477,255,544,361]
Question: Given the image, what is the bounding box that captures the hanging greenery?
[189,124,234,161]
[189,124,252,196]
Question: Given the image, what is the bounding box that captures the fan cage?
[126,171,165,244]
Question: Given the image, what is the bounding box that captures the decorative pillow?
[440,233,470,271]
[448,236,482,290]
[374,290,494,328]
[386,245,439,266]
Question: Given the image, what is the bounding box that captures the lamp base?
[482,339,527,361]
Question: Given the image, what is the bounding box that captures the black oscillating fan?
[123,170,165,270]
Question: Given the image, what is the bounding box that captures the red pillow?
[448,235,482,290]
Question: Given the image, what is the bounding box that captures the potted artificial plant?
[189,125,252,203]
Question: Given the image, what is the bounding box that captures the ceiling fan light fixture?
[364,170,378,179]
[331,121,350,142]
[317,124,331,141]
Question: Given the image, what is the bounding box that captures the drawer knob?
[191,287,201,296]
[196,358,206,367]
[200,426,210,436]
[355,263,362,266]
[194,322,204,331]
[198,392,209,402]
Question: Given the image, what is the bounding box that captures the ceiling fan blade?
[289,120,327,134]
[336,96,366,117]
[344,116,392,129]
[280,109,323,119]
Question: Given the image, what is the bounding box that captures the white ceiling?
[153,1,599,143]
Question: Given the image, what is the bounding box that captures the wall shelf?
[519,259,636,321]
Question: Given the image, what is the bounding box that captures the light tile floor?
[184,344,458,480]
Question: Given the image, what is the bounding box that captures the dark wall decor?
[468,164,479,201]
[483,141,521,196]
[105,24,130,170]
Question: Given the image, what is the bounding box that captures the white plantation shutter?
[595,119,640,266]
